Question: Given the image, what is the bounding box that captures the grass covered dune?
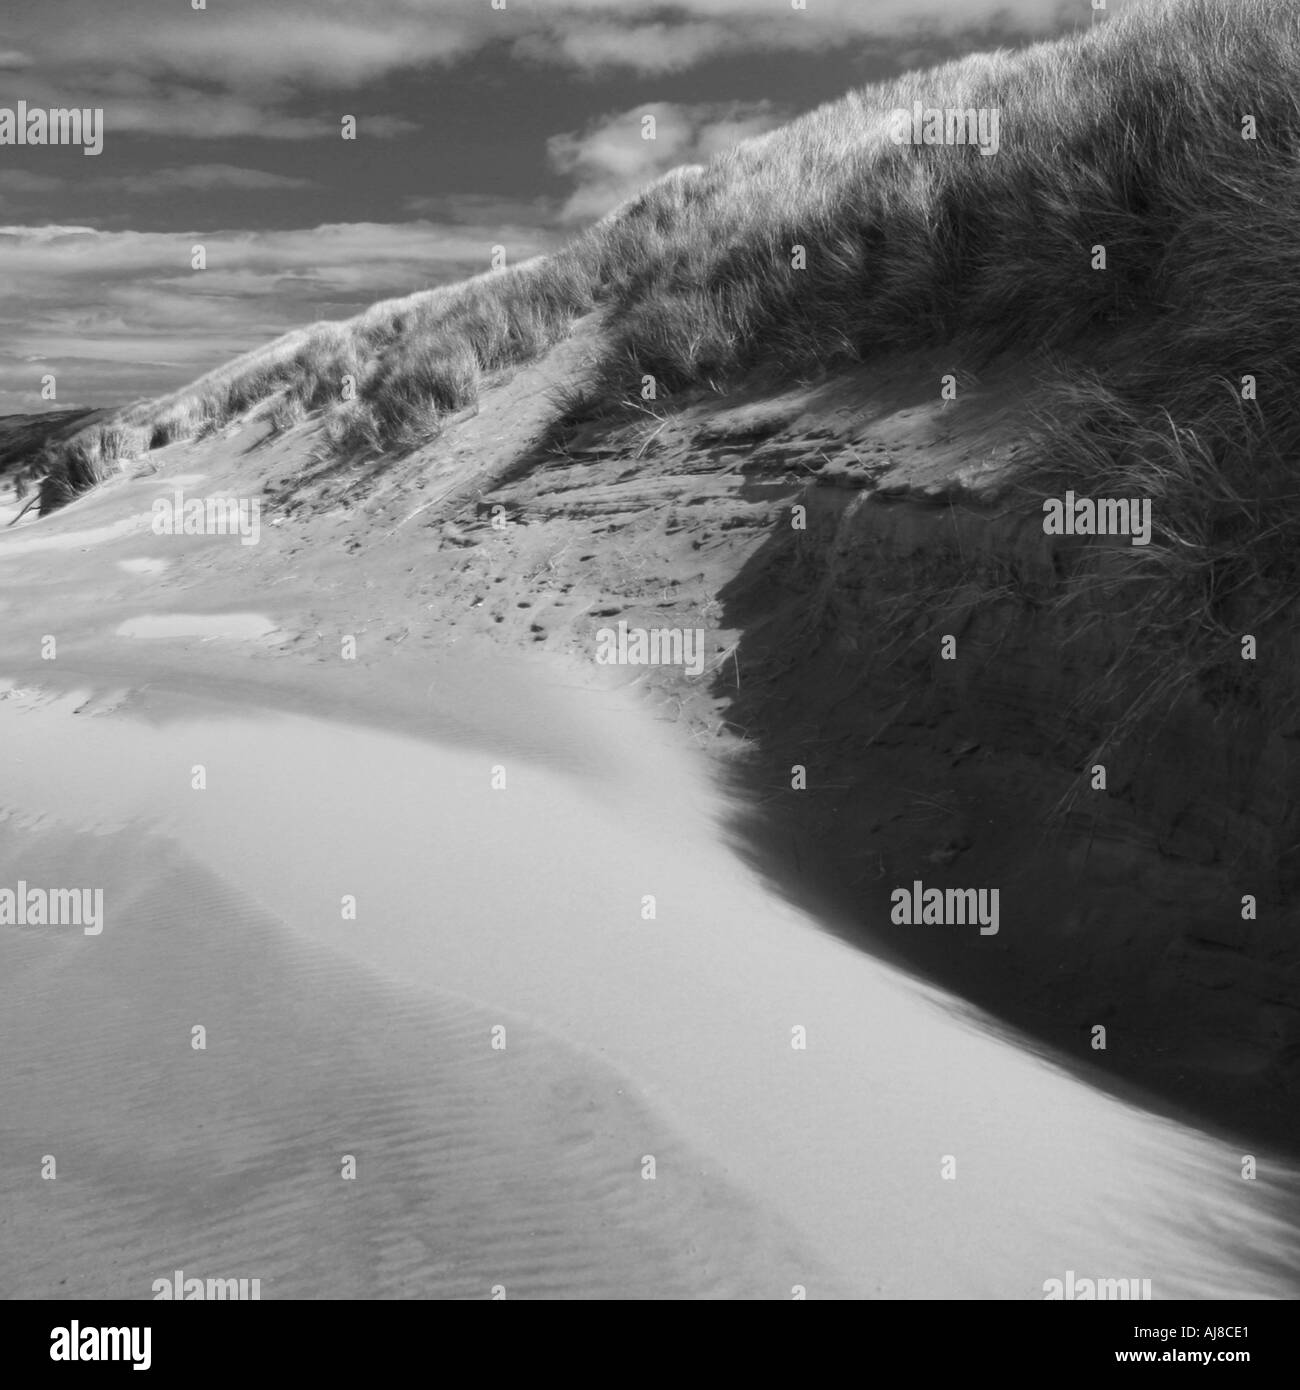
[38,0,1300,501]
[30,0,1300,720]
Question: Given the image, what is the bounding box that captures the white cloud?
[548,100,788,222]
[513,21,743,75]
[54,10,479,89]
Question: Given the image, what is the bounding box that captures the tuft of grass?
[39,251,600,503]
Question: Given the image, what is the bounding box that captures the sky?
[0,0,1122,415]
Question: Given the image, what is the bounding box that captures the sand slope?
[1,677,1296,1299]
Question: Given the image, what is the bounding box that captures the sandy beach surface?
[2,424,1298,1301]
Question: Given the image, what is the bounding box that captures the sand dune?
[2,673,1296,1299]
[2,328,1297,1302]
[6,0,1300,1307]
